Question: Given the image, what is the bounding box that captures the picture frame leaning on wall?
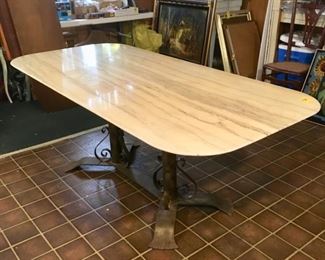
[153,0,216,65]
[302,49,325,124]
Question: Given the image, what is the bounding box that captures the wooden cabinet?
[0,0,75,111]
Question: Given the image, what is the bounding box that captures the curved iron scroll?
[153,156,198,197]
[94,126,112,163]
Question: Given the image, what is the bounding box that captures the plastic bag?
[132,24,162,52]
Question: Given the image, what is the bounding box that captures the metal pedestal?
[149,152,233,249]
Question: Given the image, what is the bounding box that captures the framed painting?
[302,49,325,124]
[153,0,215,65]
[215,10,251,72]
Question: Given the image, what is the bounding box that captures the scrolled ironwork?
[94,126,112,163]
[152,156,198,197]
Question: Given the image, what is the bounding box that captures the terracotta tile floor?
[0,120,325,260]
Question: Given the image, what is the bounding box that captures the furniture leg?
[149,152,178,249]
[65,123,138,172]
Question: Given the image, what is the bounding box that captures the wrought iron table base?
[65,123,138,172]
[65,125,233,250]
[149,152,233,249]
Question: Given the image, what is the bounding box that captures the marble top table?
[11,44,320,249]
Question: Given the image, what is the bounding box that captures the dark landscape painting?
[158,3,209,64]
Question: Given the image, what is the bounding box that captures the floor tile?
[111,213,145,237]
[302,239,325,259]
[50,189,79,207]
[143,249,183,260]
[234,198,264,217]
[237,249,269,260]
[212,211,246,229]
[15,154,40,167]
[253,210,287,232]
[4,221,38,245]
[99,240,137,260]
[0,169,27,185]
[56,238,94,260]
[276,223,313,248]
[275,156,302,171]
[96,201,129,222]
[280,172,310,188]
[72,212,105,234]
[14,235,51,260]
[233,220,270,245]
[246,170,274,186]
[22,162,49,177]
[0,161,18,175]
[31,170,58,186]
[134,203,158,225]
[212,233,250,259]
[39,179,69,196]
[34,210,66,232]
[175,230,205,257]
[0,208,29,230]
[289,252,313,260]
[35,251,60,260]
[309,200,325,219]
[248,188,281,206]
[0,232,9,251]
[85,224,120,251]
[286,190,319,209]
[256,235,295,259]
[60,199,92,220]
[23,198,55,218]
[44,223,79,248]
[230,178,259,195]
[270,199,304,220]
[261,163,287,178]
[177,207,206,226]
[294,212,325,235]
[15,187,45,206]
[301,181,325,199]
[0,249,17,260]
[0,121,323,260]
[120,191,151,211]
[188,246,226,260]
[265,180,295,197]
[0,185,10,199]
[6,178,35,195]
[125,227,152,253]
[191,217,226,242]
[293,165,323,180]
[197,176,224,193]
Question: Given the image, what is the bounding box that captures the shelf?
[60,12,154,28]
[280,10,325,26]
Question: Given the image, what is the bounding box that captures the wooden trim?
[0,0,21,60]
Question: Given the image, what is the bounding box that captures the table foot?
[149,205,178,249]
[178,192,233,215]
[66,124,138,173]
[65,156,117,173]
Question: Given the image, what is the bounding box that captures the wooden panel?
[7,0,65,55]
[135,0,154,12]
[11,44,320,155]
[6,0,74,111]
[242,0,268,37]
[0,1,21,60]
[224,21,261,78]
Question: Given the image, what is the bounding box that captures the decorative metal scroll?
[94,126,112,163]
[153,156,198,198]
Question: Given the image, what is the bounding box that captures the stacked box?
[216,0,243,13]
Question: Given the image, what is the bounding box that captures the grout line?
[0,180,62,260]
[1,122,324,259]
